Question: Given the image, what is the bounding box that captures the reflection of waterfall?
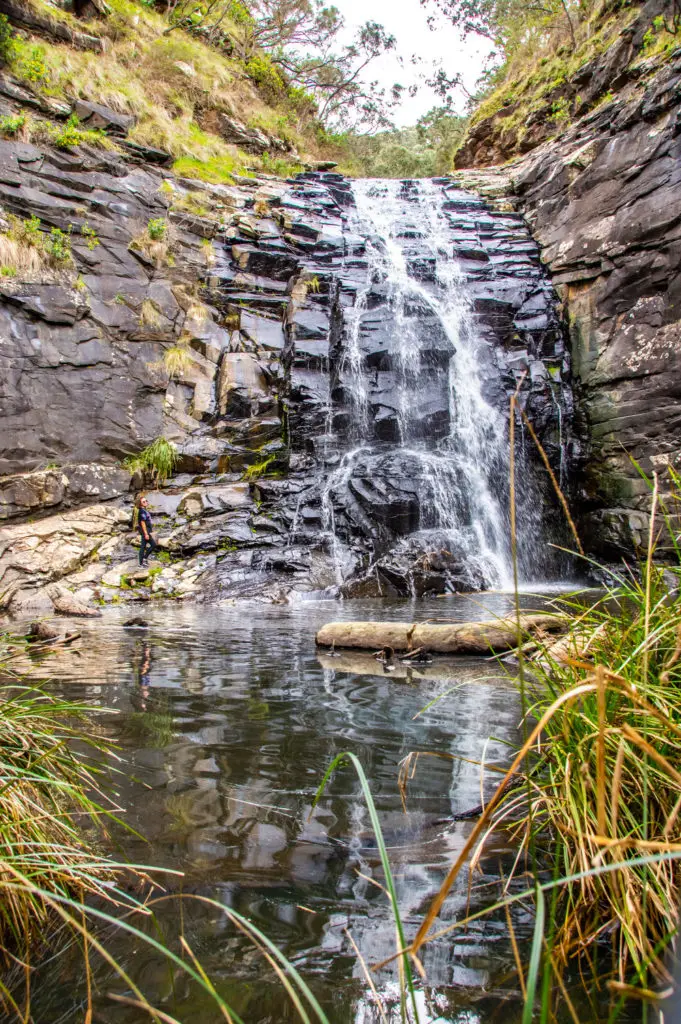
[332,179,515,590]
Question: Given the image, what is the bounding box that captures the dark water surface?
[17,593,613,1023]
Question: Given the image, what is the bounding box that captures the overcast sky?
[332,0,493,127]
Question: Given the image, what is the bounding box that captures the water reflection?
[13,594,605,1023]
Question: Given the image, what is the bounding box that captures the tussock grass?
[129,219,176,269]
[125,436,179,484]
[0,677,122,966]
[163,342,194,378]
[394,464,681,1018]
[0,214,74,280]
[0,633,334,1022]
[0,231,47,278]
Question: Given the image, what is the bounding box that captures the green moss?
[241,455,275,482]
[172,155,239,184]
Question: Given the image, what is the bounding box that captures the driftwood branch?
[315,614,569,655]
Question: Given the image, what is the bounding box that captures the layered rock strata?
[453,25,681,557]
[0,106,568,608]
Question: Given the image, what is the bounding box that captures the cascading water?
[321,178,520,593]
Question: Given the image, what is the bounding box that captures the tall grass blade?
[313,752,420,1023]
[523,885,545,1024]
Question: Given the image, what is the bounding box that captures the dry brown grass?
[0,233,47,278]
[14,0,312,178]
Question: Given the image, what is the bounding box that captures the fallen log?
[315,614,569,655]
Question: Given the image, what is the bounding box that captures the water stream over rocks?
[205,172,573,604]
[0,167,573,611]
[321,178,516,592]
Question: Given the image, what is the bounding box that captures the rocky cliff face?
[0,79,569,610]
[454,28,681,558]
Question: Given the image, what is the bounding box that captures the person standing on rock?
[137,496,159,566]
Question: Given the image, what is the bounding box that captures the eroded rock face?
[453,45,681,557]
[0,504,129,610]
[0,105,568,603]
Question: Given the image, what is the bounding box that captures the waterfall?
[322,178,519,592]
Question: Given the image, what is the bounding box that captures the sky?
[332,0,493,127]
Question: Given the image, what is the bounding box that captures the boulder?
[47,583,102,617]
[0,504,129,609]
[0,464,131,520]
[73,100,136,136]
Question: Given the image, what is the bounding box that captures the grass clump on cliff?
[162,341,194,378]
[128,218,176,268]
[125,436,179,485]
[0,214,74,279]
[2,0,319,183]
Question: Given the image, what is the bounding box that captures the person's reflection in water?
[132,641,152,711]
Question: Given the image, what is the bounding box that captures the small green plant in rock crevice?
[124,437,180,485]
[129,219,175,268]
[0,214,74,278]
[147,218,168,241]
[43,227,73,264]
[0,113,26,138]
[549,96,571,125]
[48,113,108,151]
[80,223,100,251]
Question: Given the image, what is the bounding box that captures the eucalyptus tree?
[158,0,402,131]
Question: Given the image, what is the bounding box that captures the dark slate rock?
[120,141,173,166]
[0,284,89,325]
[74,99,135,135]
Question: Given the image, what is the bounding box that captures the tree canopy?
[160,0,403,131]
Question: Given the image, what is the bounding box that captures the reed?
[402,468,681,1018]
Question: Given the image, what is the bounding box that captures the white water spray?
[336,178,514,589]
